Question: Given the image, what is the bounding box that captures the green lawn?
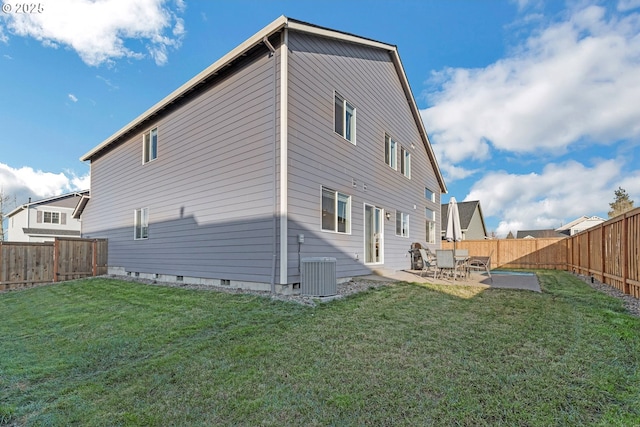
[1,271,639,426]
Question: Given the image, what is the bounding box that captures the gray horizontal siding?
[286,31,441,279]
[83,47,280,283]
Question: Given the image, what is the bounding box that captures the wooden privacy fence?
[0,238,107,291]
[442,207,640,299]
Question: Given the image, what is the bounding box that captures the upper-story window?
[385,134,397,170]
[425,188,435,202]
[400,146,411,178]
[143,127,158,164]
[334,93,356,144]
[43,211,60,224]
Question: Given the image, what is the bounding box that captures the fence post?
[622,214,629,294]
[53,239,59,283]
[600,224,606,283]
[92,239,98,277]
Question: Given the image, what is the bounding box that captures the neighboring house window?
[400,146,411,178]
[43,211,60,224]
[425,188,435,203]
[334,93,356,143]
[134,208,149,239]
[396,211,409,237]
[385,134,397,170]
[425,207,436,244]
[143,127,158,164]
[321,187,351,233]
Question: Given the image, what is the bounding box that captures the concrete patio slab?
[362,269,541,293]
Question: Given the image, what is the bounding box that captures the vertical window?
[385,134,397,169]
[143,127,158,164]
[43,211,60,224]
[321,187,351,233]
[134,208,149,240]
[334,93,356,144]
[425,188,435,202]
[426,220,436,244]
[400,147,411,178]
[396,211,409,237]
[425,207,436,244]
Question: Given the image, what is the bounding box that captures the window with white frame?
[134,208,149,240]
[385,134,397,170]
[400,146,411,178]
[334,93,356,143]
[143,127,158,164]
[396,211,409,237]
[43,211,60,224]
[321,187,351,233]
[425,207,436,244]
[425,188,435,203]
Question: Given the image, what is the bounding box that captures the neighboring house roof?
[555,215,605,235]
[22,228,81,236]
[72,194,91,219]
[79,16,446,193]
[441,200,487,237]
[7,190,90,218]
[517,229,566,239]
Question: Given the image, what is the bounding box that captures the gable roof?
[441,200,486,232]
[516,229,566,239]
[79,16,446,193]
[555,215,605,232]
[7,190,89,218]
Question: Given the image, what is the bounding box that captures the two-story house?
[79,16,446,293]
[6,191,89,242]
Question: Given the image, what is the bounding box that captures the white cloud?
[0,0,185,66]
[421,4,640,168]
[465,159,639,236]
[0,163,89,207]
[618,0,640,12]
[68,93,78,102]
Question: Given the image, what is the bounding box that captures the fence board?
[0,238,107,290]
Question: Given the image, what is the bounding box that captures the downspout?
[264,36,277,294]
[279,28,289,287]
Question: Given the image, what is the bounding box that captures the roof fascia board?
[286,20,394,51]
[80,16,289,162]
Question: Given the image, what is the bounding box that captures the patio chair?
[418,248,436,277]
[468,250,493,281]
[435,249,456,281]
[454,249,470,279]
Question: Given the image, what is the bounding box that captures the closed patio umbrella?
[445,197,462,251]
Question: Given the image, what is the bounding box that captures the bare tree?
[0,187,16,241]
[608,187,635,218]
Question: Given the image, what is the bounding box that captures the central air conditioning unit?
[300,257,337,297]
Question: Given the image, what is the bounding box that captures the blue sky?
[1,0,639,237]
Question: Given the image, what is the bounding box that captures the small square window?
[425,208,435,221]
[425,188,435,203]
[143,127,158,164]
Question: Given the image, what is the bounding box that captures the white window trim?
[401,147,411,179]
[426,219,436,244]
[134,208,149,240]
[321,187,352,234]
[385,134,397,170]
[363,203,384,265]
[334,92,356,144]
[142,127,158,164]
[425,188,436,203]
[43,210,60,224]
[396,211,409,237]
